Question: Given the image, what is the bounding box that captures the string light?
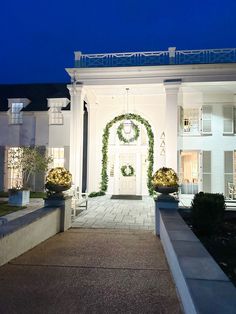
[152,167,178,187]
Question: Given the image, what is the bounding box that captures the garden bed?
[179,208,236,287]
[0,201,26,217]
[0,191,46,198]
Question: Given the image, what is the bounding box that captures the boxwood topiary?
[88,191,105,198]
[191,192,225,235]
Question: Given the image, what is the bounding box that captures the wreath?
[117,121,140,143]
[121,165,135,177]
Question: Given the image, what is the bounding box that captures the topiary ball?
[152,167,178,189]
[45,167,72,192]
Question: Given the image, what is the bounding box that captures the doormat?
[111,195,142,200]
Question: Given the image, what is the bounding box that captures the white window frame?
[49,105,64,125]
[47,98,69,126]
[179,107,201,136]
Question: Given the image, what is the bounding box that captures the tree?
[8,147,53,189]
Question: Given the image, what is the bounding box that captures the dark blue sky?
[1,0,236,84]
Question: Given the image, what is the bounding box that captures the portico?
[65,48,236,197]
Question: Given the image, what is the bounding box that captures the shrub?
[191,192,225,235]
[88,191,105,198]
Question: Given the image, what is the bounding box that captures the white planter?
[8,190,30,206]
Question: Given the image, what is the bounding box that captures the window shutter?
[202,151,211,192]
[223,106,233,134]
[224,151,234,197]
[201,105,212,134]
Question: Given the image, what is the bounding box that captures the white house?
[1,47,236,198]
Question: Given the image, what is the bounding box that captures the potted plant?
[152,167,179,196]
[7,147,53,206]
[45,167,72,199]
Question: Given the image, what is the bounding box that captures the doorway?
[118,152,136,195]
[180,151,199,194]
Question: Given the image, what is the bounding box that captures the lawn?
[0,191,46,198]
[0,201,26,217]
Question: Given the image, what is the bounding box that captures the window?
[179,106,212,135]
[49,105,63,125]
[47,98,69,125]
[224,151,236,198]
[179,108,200,135]
[179,150,211,194]
[179,151,199,194]
[9,103,23,124]
[7,147,22,189]
[48,148,64,168]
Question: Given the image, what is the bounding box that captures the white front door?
[119,153,136,195]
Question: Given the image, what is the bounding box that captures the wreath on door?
[121,165,135,177]
[117,122,140,143]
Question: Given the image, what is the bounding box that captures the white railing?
[74,47,236,68]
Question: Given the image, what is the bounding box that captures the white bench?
[228,182,236,200]
[70,186,88,217]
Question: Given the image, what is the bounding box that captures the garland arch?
[100,113,154,195]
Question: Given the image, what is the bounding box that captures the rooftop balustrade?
[74,47,236,68]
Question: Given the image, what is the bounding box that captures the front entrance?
[119,153,136,195]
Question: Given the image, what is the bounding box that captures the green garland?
[100,113,154,195]
[117,122,140,143]
[121,165,135,177]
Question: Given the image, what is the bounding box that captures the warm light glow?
[46,167,72,188]
[152,167,178,187]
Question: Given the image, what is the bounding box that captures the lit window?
[7,147,23,189]
[9,103,23,124]
[49,104,63,125]
[48,148,64,168]
[183,109,200,134]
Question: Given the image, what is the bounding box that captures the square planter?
[8,190,30,206]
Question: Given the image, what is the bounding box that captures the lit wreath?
[121,165,135,177]
[117,122,140,143]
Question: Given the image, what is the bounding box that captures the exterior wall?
[178,89,236,194]
[0,109,70,191]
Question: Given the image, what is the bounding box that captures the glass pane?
[225,151,233,173]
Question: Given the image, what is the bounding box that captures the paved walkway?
[0,228,182,314]
[73,196,155,230]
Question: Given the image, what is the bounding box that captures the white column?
[164,81,181,171]
[87,101,98,192]
[68,84,84,190]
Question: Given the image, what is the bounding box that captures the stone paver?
[73,195,155,230]
[0,228,182,314]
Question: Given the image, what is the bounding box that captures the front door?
[119,153,136,195]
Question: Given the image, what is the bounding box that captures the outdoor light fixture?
[160,131,166,156]
[160,148,165,156]
[123,88,132,134]
[160,131,165,139]
[123,119,132,134]
[160,140,165,147]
